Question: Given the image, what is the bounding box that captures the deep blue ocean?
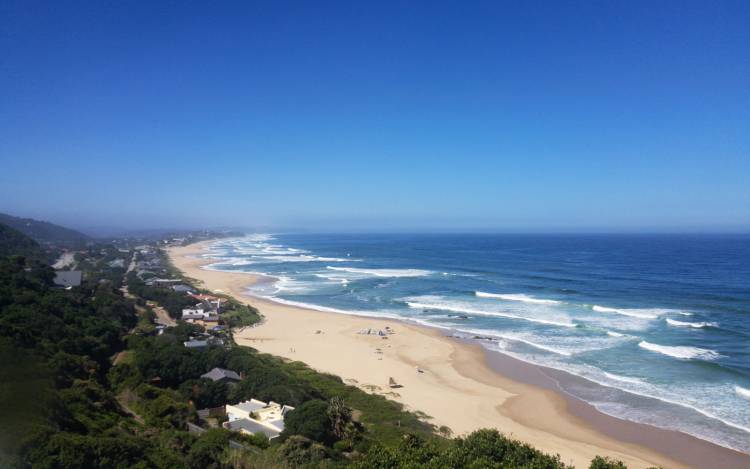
[203,233,750,452]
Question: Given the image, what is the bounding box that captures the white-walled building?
[223,399,295,440]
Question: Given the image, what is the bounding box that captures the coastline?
[169,240,750,469]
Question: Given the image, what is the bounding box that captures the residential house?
[107,258,125,268]
[53,271,82,288]
[223,399,295,440]
[201,367,241,383]
[184,339,208,349]
[181,308,219,325]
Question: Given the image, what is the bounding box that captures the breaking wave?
[638,341,721,361]
[405,299,575,328]
[603,371,647,385]
[326,266,432,277]
[666,318,717,329]
[735,386,750,401]
[593,305,663,319]
[475,291,561,305]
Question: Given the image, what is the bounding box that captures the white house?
[223,399,295,440]
[181,308,219,324]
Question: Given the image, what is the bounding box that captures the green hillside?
[0,213,90,246]
[0,223,43,259]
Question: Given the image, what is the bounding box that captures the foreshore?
[169,240,750,469]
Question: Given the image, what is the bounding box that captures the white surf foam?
[735,386,750,401]
[603,371,646,385]
[255,295,402,320]
[593,305,663,319]
[457,328,573,356]
[406,300,575,328]
[482,340,750,447]
[606,331,626,337]
[326,266,431,277]
[638,341,721,361]
[228,259,258,266]
[475,291,561,305]
[258,254,351,263]
[499,336,572,356]
[666,318,717,329]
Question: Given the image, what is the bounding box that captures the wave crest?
[475,291,561,305]
[666,318,717,329]
[638,341,721,361]
[735,386,750,400]
[593,305,663,319]
[326,266,431,277]
[405,300,575,328]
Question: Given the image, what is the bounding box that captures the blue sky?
[1,1,748,233]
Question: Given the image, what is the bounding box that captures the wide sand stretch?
[169,241,750,469]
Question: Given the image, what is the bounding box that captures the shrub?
[186,428,231,469]
[590,455,628,469]
[281,399,332,444]
[278,435,328,466]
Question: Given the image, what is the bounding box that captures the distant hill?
[0,213,91,247]
[0,223,43,259]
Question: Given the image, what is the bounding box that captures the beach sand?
[169,241,750,469]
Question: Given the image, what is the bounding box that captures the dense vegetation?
[0,224,44,259]
[0,212,91,247]
[0,228,632,468]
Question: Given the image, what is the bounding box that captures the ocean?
[201,233,750,452]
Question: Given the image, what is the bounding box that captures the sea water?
[202,233,750,452]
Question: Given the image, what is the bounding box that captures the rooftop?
[201,367,241,382]
[231,399,268,414]
[224,418,281,439]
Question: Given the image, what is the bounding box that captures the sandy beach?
[169,241,750,469]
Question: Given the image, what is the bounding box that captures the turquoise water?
[203,233,750,452]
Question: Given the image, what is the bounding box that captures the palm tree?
[326,396,352,440]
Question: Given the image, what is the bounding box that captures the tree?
[438,425,453,438]
[281,399,332,444]
[327,396,353,440]
[590,455,628,469]
[278,435,327,466]
[186,428,231,469]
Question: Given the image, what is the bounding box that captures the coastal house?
[196,316,219,327]
[182,308,207,319]
[172,284,193,293]
[189,293,224,312]
[184,339,208,348]
[53,270,82,288]
[224,419,282,439]
[181,308,219,325]
[201,367,241,383]
[223,399,295,440]
[146,277,181,287]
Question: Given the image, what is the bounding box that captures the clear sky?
[1,1,748,233]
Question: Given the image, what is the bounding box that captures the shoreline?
[168,240,750,469]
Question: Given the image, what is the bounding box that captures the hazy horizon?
[2,2,748,233]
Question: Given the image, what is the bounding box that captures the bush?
[186,428,231,469]
[281,399,333,444]
[353,429,573,469]
[590,455,628,469]
[278,435,328,466]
